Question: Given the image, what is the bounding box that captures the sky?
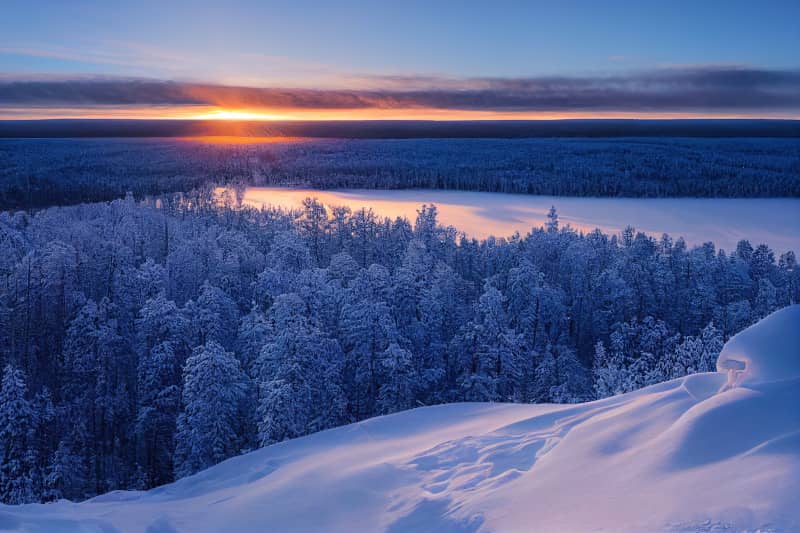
[1,0,799,120]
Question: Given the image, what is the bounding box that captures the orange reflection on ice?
[176,135,307,145]
[221,187,800,252]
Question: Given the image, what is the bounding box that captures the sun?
[194,109,288,121]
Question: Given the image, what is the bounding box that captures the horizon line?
[1,117,798,139]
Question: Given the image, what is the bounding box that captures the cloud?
[1,67,799,113]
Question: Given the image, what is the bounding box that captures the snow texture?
[1,307,798,532]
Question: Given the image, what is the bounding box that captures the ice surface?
[2,307,798,532]
[233,187,800,252]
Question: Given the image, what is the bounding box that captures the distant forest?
[0,191,794,502]
[1,136,799,209]
[2,119,799,139]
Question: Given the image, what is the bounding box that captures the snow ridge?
[717,304,800,388]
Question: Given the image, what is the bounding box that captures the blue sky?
[1,0,799,118]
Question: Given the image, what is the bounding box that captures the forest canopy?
[0,191,794,503]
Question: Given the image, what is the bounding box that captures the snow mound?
[1,308,798,532]
[717,304,800,387]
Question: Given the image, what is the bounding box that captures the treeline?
[0,139,274,209]
[0,192,795,503]
[2,137,799,209]
[260,137,800,197]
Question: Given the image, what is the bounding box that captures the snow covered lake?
[234,188,800,253]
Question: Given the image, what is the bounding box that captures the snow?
[2,307,799,532]
[234,187,800,253]
[717,304,800,387]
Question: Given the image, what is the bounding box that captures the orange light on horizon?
[194,109,291,121]
[2,105,797,122]
[175,135,308,144]
[186,108,800,122]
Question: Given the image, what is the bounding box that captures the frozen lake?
[234,188,800,253]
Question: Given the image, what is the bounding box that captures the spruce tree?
[173,341,251,478]
[0,364,37,504]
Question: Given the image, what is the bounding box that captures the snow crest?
[717,304,800,388]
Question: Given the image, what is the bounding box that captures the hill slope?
[2,306,799,532]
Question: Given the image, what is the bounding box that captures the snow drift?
[2,306,799,532]
[717,304,800,387]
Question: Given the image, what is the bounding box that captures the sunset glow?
[1,1,798,122]
[185,109,800,121]
[3,105,797,122]
[194,109,290,121]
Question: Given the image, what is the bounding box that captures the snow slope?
[3,306,799,532]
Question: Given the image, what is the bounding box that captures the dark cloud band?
[1,67,799,112]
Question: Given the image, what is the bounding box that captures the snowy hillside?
[2,306,799,532]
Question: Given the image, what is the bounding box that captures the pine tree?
[135,341,181,488]
[257,379,304,447]
[173,341,251,478]
[546,206,559,233]
[44,440,86,502]
[592,341,625,399]
[376,343,416,415]
[328,252,360,286]
[340,299,401,417]
[533,346,558,403]
[461,285,525,402]
[235,304,269,376]
[257,294,345,445]
[549,345,591,404]
[506,260,566,350]
[193,282,239,350]
[301,197,328,265]
[698,322,723,373]
[61,298,135,495]
[136,292,188,356]
[754,278,777,319]
[0,364,38,503]
[135,258,166,303]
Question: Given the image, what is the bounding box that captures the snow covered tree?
[506,260,566,350]
[532,346,558,403]
[256,295,345,445]
[0,365,38,504]
[61,298,135,494]
[754,278,777,319]
[136,293,187,348]
[135,341,181,488]
[548,345,591,404]
[376,343,416,415]
[192,282,239,350]
[546,206,559,233]
[0,181,794,502]
[697,322,723,373]
[663,336,701,379]
[44,440,86,502]
[235,304,269,376]
[300,197,328,265]
[340,299,401,417]
[593,341,625,399]
[328,252,360,286]
[173,341,251,478]
[135,258,166,303]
